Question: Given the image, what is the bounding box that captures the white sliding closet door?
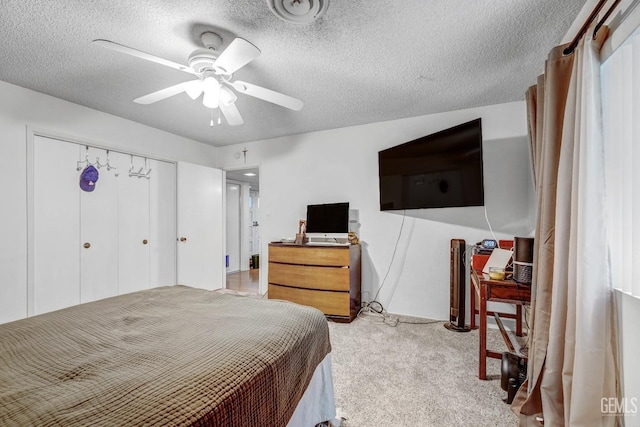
[31,136,178,317]
[80,146,119,303]
[117,153,150,294]
[177,162,224,290]
[33,136,80,314]
[150,159,176,288]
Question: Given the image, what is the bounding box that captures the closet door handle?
[179,237,187,242]
[142,239,148,245]
[83,242,91,249]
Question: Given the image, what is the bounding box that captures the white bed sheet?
[287,353,337,427]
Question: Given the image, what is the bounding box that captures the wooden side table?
[470,269,531,380]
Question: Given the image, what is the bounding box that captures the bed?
[0,285,335,426]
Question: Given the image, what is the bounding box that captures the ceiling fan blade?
[213,38,261,75]
[133,81,196,105]
[220,102,244,126]
[93,39,195,75]
[232,80,304,111]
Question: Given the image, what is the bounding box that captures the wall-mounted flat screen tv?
[378,118,484,211]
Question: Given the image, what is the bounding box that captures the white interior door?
[33,136,81,314]
[177,162,224,290]
[79,147,119,303]
[150,159,176,288]
[117,153,150,294]
[240,183,251,272]
[250,190,260,254]
[226,182,241,273]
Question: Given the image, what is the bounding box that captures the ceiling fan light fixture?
[203,92,219,109]
[220,86,238,107]
[266,0,329,24]
[202,77,220,109]
[184,80,204,100]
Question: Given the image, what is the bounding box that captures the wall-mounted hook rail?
[95,150,119,177]
[76,146,94,171]
[129,155,151,179]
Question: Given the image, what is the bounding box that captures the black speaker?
[513,237,534,284]
[444,239,470,332]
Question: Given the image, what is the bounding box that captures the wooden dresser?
[268,243,361,322]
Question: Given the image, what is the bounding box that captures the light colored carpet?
[217,288,519,426]
[328,314,519,427]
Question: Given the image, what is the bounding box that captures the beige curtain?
[512,42,575,425]
[514,28,619,426]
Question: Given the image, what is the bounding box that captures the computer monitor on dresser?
[306,202,349,243]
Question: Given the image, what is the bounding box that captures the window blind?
[601,28,640,298]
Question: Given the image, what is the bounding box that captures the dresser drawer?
[268,284,351,317]
[267,243,361,322]
[268,262,350,291]
[269,245,350,266]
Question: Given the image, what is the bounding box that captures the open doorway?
[225,167,260,294]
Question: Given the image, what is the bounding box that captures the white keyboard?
[308,241,350,246]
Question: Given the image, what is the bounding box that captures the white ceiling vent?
[266,0,329,24]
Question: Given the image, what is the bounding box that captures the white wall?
[0,80,218,323]
[217,101,534,320]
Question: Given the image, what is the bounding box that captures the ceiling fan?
[93,32,304,126]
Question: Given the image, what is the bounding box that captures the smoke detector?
[266,0,329,24]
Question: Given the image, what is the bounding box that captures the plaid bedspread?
[0,286,331,426]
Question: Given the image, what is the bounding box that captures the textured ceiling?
[0,1,586,147]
